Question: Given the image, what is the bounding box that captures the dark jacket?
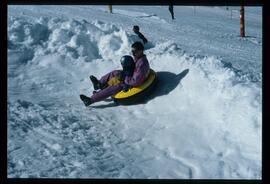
[137,32,148,44]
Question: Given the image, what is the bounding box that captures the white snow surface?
[7,5,262,179]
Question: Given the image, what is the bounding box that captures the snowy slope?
[7,5,262,179]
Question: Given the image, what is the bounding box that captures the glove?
[122,83,130,92]
[107,76,121,86]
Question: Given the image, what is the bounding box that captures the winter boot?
[90,75,107,90]
[80,94,93,106]
[90,75,102,90]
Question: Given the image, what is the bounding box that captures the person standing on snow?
[80,41,150,106]
[169,4,175,20]
[133,25,148,45]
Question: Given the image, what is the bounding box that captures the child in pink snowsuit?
[80,42,150,106]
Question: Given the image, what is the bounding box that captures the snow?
[7,5,262,179]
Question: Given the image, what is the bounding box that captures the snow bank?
[8,16,154,64]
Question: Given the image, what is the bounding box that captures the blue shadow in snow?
[144,69,189,103]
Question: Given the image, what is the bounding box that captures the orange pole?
[240,6,245,37]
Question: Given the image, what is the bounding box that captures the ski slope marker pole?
[240,5,245,37]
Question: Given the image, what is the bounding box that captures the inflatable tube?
[112,69,157,105]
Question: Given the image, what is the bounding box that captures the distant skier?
[133,25,148,44]
[80,41,150,106]
[169,4,175,20]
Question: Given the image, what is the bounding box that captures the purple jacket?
[124,55,150,87]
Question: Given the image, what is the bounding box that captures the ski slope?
[7,5,262,179]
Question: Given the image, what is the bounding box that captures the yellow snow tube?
[112,69,157,104]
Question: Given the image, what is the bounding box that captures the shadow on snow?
[145,68,189,103]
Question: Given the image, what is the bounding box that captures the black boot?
[90,75,101,90]
[80,94,93,106]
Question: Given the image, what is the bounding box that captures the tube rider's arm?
[138,32,148,44]
[124,59,149,87]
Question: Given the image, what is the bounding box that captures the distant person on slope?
[80,41,150,106]
[133,25,148,45]
[169,4,175,20]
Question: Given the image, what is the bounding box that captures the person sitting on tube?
[80,41,150,106]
